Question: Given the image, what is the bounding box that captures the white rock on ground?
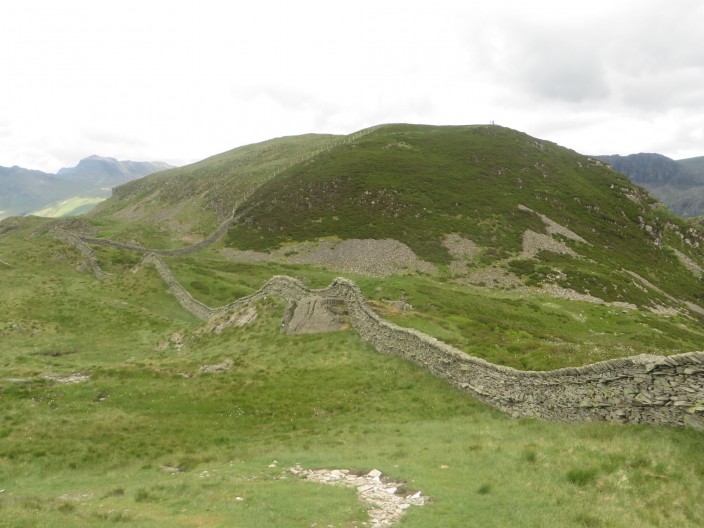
[290,465,429,526]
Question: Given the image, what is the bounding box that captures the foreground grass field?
[1,221,703,527]
[2,301,704,527]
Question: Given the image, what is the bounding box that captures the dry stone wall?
[80,213,239,257]
[142,253,215,321]
[53,229,109,280]
[141,254,704,429]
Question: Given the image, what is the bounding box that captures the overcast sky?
[2,0,703,172]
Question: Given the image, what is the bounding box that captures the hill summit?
[90,124,704,320]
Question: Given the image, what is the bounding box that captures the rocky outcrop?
[518,204,588,243]
[140,253,704,429]
[673,248,703,277]
[199,359,233,374]
[521,229,580,259]
[281,296,349,334]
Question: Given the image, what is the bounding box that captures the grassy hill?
[2,124,703,527]
[74,124,704,366]
[223,125,703,308]
[228,125,644,258]
[90,133,341,241]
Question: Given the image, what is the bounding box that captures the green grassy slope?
[157,252,703,371]
[90,133,340,239]
[2,125,704,526]
[1,222,703,528]
[224,124,704,309]
[0,218,196,367]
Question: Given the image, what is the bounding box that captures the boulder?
[281,296,348,334]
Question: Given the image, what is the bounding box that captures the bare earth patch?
[208,305,258,334]
[459,264,524,288]
[199,359,233,374]
[539,284,636,309]
[625,270,704,316]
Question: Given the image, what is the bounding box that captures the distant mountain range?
[0,155,173,219]
[596,153,704,217]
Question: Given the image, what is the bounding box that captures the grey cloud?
[604,2,704,114]
[0,118,10,137]
[619,72,704,113]
[610,0,704,74]
[471,22,610,104]
[518,43,609,103]
[235,84,347,130]
[652,121,704,160]
[364,97,435,125]
[469,0,704,113]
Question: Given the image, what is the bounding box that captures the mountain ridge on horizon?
[0,155,173,219]
[595,152,704,217]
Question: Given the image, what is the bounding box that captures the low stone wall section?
[141,253,218,321]
[141,254,704,429]
[80,213,239,257]
[53,229,109,280]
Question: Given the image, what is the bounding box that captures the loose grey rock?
[199,359,233,374]
[281,296,349,334]
[291,465,429,527]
